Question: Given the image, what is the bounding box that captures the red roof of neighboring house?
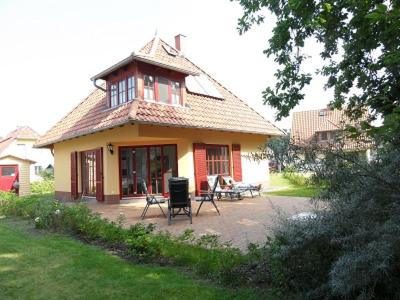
[3,126,39,141]
[36,37,282,147]
[291,108,369,150]
[0,126,40,156]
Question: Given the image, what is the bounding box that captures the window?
[127,76,135,101]
[34,166,43,175]
[171,81,181,105]
[1,167,16,177]
[81,151,96,197]
[118,79,126,104]
[144,75,155,100]
[110,84,117,107]
[158,77,169,103]
[206,145,229,175]
[320,132,328,141]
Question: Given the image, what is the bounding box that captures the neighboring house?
[35,35,282,203]
[0,126,54,196]
[291,108,370,156]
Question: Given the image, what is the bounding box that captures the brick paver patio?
[87,195,312,250]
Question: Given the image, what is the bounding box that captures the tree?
[232,2,400,298]
[235,0,400,123]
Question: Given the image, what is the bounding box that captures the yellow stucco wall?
[53,124,271,198]
[0,157,31,196]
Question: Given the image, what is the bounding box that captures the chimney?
[175,34,186,53]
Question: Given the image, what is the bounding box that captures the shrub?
[282,171,311,187]
[0,192,248,286]
[255,127,400,299]
[31,179,54,194]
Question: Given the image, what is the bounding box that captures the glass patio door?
[120,145,177,197]
[120,148,135,197]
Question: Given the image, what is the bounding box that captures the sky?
[0,0,332,138]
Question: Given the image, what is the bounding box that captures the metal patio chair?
[196,175,221,216]
[140,179,166,220]
[168,177,192,225]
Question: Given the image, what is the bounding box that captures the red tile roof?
[36,38,282,147]
[0,126,40,155]
[291,108,370,150]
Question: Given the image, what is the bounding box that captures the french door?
[81,150,97,197]
[120,145,177,197]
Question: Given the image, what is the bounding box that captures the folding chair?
[196,175,220,216]
[140,179,166,220]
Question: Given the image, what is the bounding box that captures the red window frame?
[144,75,155,100]
[118,79,127,104]
[205,145,230,176]
[143,74,182,105]
[118,144,178,198]
[109,76,137,108]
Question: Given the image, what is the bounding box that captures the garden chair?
[140,179,166,220]
[196,175,221,216]
[222,175,262,197]
[209,175,243,201]
[168,177,192,225]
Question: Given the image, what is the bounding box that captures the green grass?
[266,173,317,198]
[0,218,261,300]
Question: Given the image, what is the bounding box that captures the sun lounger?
[222,176,262,197]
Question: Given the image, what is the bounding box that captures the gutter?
[90,52,199,84]
[34,119,282,148]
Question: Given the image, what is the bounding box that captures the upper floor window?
[118,80,126,104]
[127,76,135,101]
[34,166,43,175]
[144,75,155,100]
[143,75,182,105]
[110,84,118,107]
[320,132,328,141]
[171,81,181,105]
[158,77,169,104]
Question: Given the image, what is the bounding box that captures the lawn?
[266,173,318,197]
[0,217,259,300]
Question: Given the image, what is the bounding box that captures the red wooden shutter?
[95,148,104,202]
[232,144,242,182]
[193,143,207,196]
[70,152,78,200]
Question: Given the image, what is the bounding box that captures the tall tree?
[235,0,400,123]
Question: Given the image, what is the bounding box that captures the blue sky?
[0,0,330,137]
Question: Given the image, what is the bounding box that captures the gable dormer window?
[158,77,169,103]
[144,75,155,100]
[143,74,182,105]
[110,84,118,107]
[118,80,126,104]
[171,81,181,105]
[127,76,135,101]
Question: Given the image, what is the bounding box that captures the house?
[0,126,54,196]
[291,108,370,156]
[35,35,282,203]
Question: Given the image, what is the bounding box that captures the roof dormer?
[91,36,201,109]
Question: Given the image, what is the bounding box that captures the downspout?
[92,78,106,92]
